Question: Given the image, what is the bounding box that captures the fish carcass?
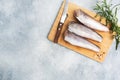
[74,9,109,32]
[64,30,100,52]
[68,22,102,42]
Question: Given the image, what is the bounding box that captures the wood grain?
[48,2,114,62]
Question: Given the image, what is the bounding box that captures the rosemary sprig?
[94,0,120,50]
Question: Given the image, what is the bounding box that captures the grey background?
[0,0,120,80]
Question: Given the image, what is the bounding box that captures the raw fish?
[68,22,102,42]
[74,9,109,32]
[64,31,100,52]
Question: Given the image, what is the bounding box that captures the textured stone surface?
[0,0,120,80]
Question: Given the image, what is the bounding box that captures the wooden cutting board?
[48,2,114,62]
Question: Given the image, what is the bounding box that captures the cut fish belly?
[68,22,102,42]
[64,30,100,52]
[74,9,109,32]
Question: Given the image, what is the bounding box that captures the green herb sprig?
[94,0,120,50]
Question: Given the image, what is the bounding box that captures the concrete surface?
[0,0,120,80]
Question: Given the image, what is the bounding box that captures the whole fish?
[64,30,100,52]
[68,22,102,42]
[74,9,109,32]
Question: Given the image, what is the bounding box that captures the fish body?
[68,22,102,42]
[64,31,100,52]
[74,9,109,32]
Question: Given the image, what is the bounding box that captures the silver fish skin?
[64,31,100,52]
[68,22,102,42]
[74,9,109,32]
